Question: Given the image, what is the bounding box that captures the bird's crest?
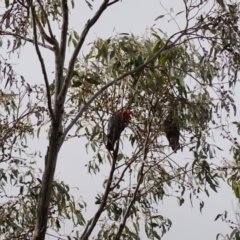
[123,109,131,118]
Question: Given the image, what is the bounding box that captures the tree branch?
[31,7,55,121]
[114,113,152,239]
[16,0,29,9]
[33,7,55,45]
[51,0,69,96]
[58,0,110,104]
[35,0,63,103]
[110,150,142,190]
[60,29,187,146]
[80,147,118,240]
[80,99,151,240]
[0,30,54,50]
[80,218,93,239]
[107,0,121,7]
[60,0,68,64]
[36,0,55,39]
[114,163,145,240]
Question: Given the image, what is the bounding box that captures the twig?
[33,7,55,44]
[60,0,68,63]
[0,30,54,50]
[110,149,143,190]
[114,112,152,239]
[80,143,117,240]
[80,218,93,239]
[58,0,110,104]
[115,163,145,239]
[31,6,55,121]
[16,0,28,8]
[107,0,121,7]
[36,0,55,39]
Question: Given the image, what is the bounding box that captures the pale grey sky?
[3,0,237,239]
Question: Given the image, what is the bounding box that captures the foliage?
[0,0,240,239]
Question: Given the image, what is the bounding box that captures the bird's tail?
[171,143,180,153]
[106,141,114,151]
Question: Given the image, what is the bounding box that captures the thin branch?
[60,0,68,63]
[140,165,194,198]
[16,0,29,9]
[45,232,67,240]
[107,0,121,7]
[60,29,187,146]
[48,0,68,97]
[80,146,117,240]
[160,2,181,32]
[114,163,145,240]
[58,0,110,104]
[36,0,55,39]
[0,30,54,50]
[110,149,143,190]
[81,105,152,240]
[33,7,55,45]
[114,115,152,240]
[80,218,93,239]
[31,7,55,121]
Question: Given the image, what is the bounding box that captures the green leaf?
[85,77,100,85]
[71,80,82,88]
[72,38,78,47]
[119,33,130,35]
[200,201,204,213]
[230,228,238,238]
[235,231,240,240]
[117,153,124,161]
[214,214,222,221]
[176,11,184,16]
[37,126,41,139]
[70,0,74,8]
[56,219,61,229]
[205,188,209,197]
[20,186,24,194]
[68,34,72,47]
[178,197,185,206]
[154,15,165,21]
[206,176,218,193]
[97,153,103,163]
[73,30,80,40]
[85,0,93,9]
[5,0,9,8]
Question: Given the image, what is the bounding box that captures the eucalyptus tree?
[0,0,240,239]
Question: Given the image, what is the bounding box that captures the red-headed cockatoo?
[163,115,180,152]
[106,109,131,151]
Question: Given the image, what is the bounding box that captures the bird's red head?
[123,109,131,119]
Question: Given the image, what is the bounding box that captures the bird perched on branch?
[163,114,180,152]
[106,109,131,151]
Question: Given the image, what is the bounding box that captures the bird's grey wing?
[107,115,115,137]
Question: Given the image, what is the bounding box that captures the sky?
[2,0,238,239]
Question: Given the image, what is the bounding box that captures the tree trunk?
[32,119,63,240]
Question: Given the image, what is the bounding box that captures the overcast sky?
[3,0,238,239]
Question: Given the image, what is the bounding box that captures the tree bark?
[32,119,63,240]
